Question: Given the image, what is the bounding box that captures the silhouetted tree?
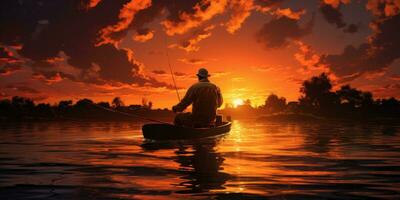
[299,73,339,115]
[58,100,73,110]
[75,98,94,108]
[141,98,153,109]
[287,101,300,113]
[97,102,110,108]
[244,99,251,106]
[112,97,124,108]
[35,103,55,118]
[335,85,375,117]
[264,94,286,113]
[379,97,400,117]
[337,85,362,107]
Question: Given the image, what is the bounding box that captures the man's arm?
[217,87,223,108]
[173,86,194,112]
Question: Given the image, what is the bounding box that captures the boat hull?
[142,122,231,140]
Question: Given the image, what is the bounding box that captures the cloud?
[178,58,208,65]
[0,0,172,89]
[390,74,400,81]
[172,25,215,52]
[253,0,284,13]
[0,47,23,75]
[132,28,154,42]
[212,71,230,77]
[366,0,400,17]
[32,71,76,84]
[0,64,22,76]
[319,13,400,80]
[273,8,306,20]
[319,1,359,33]
[225,0,254,33]
[320,3,346,28]
[256,14,314,49]
[96,0,152,46]
[85,0,102,9]
[372,83,400,98]
[162,0,228,35]
[251,66,274,72]
[294,41,322,68]
[322,0,350,9]
[6,84,40,94]
[152,70,167,75]
[174,72,188,77]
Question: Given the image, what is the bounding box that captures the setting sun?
[233,99,244,108]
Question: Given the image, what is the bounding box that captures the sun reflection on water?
[0,121,399,199]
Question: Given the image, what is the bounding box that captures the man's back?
[173,79,223,126]
[190,81,221,122]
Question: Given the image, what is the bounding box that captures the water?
[0,120,399,199]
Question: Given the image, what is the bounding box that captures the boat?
[142,122,232,140]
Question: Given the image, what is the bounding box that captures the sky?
[0,0,400,108]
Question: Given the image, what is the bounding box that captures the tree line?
[225,73,400,120]
[0,96,171,121]
[1,73,399,121]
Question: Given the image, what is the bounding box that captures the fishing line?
[91,103,171,124]
[164,35,181,102]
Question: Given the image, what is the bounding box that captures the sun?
[233,98,244,108]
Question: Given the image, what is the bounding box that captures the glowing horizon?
[1,0,399,109]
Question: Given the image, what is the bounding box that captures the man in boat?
[172,68,223,127]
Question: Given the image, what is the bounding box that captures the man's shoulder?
[192,81,218,89]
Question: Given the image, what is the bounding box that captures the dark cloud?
[173,72,187,77]
[173,25,215,52]
[0,47,21,75]
[133,28,154,42]
[319,2,358,33]
[320,3,346,28]
[6,84,40,94]
[152,70,167,75]
[106,0,222,40]
[256,14,314,48]
[391,74,400,81]
[254,0,284,8]
[0,0,170,88]
[32,71,76,84]
[178,58,208,65]
[0,64,22,75]
[343,23,358,33]
[320,13,400,80]
[0,47,10,58]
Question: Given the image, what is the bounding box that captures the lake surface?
[0,120,400,199]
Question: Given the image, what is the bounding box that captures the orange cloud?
[256,14,314,48]
[367,0,400,17]
[323,0,351,8]
[133,28,154,42]
[294,41,321,68]
[162,0,228,35]
[172,25,215,52]
[178,58,208,65]
[97,0,152,46]
[391,74,400,81]
[273,8,306,20]
[88,0,101,9]
[225,0,254,33]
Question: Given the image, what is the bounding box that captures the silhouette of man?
[172,68,223,127]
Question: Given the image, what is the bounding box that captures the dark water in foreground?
[0,121,400,200]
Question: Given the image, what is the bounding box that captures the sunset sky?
[1,0,399,108]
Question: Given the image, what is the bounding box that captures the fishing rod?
[91,103,171,124]
[165,36,181,102]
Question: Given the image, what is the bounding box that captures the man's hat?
[196,68,210,78]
